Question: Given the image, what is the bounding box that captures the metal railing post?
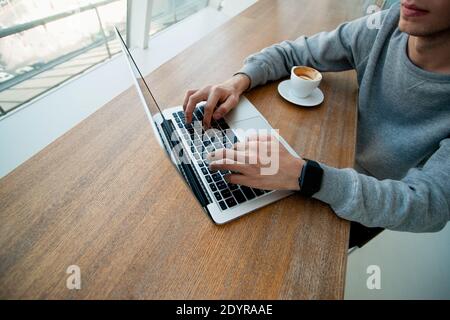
[94,7,112,58]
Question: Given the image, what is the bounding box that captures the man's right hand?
[183,74,251,128]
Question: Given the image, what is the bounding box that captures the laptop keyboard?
[172,105,270,211]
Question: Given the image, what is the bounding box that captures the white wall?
[345,224,450,299]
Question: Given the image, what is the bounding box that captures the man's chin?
[399,18,450,37]
[399,20,428,36]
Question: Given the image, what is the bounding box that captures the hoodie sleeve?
[237,9,387,89]
[313,138,450,232]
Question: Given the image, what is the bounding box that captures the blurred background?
[0,0,256,177]
[0,0,218,115]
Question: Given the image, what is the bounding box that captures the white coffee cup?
[290,66,322,98]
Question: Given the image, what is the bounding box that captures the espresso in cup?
[290,66,322,98]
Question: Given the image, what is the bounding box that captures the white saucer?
[278,80,324,107]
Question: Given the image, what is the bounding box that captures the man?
[183,1,450,233]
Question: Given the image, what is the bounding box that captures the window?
[0,0,215,118]
[0,0,127,117]
[150,0,209,36]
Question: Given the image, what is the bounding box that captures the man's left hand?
[208,135,305,191]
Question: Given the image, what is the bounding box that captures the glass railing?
[0,0,127,117]
[0,0,213,118]
[150,0,209,36]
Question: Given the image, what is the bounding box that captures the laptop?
[115,27,299,224]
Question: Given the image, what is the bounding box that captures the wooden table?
[0,0,361,299]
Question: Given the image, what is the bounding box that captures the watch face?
[299,160,323,197]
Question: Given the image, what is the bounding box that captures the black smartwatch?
[298,159,324,197]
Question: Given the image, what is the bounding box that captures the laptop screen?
[115,28,163,118]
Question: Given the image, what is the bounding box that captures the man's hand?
[183,74,251,127]
[208,135,305,191]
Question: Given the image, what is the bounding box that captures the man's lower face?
[399,19,428,36]
[399,12,450,37]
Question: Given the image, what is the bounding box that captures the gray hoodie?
[238,4,450,232]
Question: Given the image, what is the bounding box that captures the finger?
[213,95,238,120]
[246,133,273,142]
[233,141,259,156]
[203,88,222,128]
[245,133,258,142]
[183,89,197,111]
[232,141,248,151]
[224,174,252,186]
[209,160,248,174]
[185,89,209,124]
[208,148,246,162]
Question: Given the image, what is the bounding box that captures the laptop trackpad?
[231,117,272,141]
[231,117,299,157]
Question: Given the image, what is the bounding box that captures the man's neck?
[408,30,450,75]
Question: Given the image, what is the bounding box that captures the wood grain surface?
[0,0,361,299]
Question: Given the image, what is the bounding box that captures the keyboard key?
[229,184,239,190]
[225,132,237,143]
[253,188,265,196]
[241,186,256,200]
[218,119,229,129]
[232,190,246,204]
[209,183,217,191]
[205,175,212,183]
[206,146,215,153]
[221,189,232,199]
[194,110,203,120]
[215,131,226,141]
[209,135,217,143]
[206,131,216,140]
[214,192,222,201]
[218,201,227,210]
[216,181,227,190]
[212,173,222,182]
[226,197,237,208]
[201,168,208,175]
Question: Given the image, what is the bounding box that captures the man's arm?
[209,136,450,233]
[184,12,383,125]
[238,14,378,89]
[314,138,450,232]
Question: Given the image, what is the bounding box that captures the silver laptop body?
[116,27,299,224]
